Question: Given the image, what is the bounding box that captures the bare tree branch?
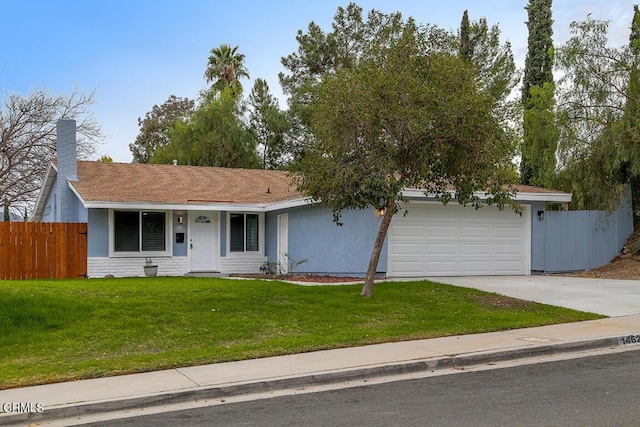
[0,88,103,219]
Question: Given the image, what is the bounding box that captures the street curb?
[451,337,621,367]
[0,337,628,425]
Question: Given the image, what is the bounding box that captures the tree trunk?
[361,200,395,297]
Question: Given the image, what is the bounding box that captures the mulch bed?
[229,273,373,283]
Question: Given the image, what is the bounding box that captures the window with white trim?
[113,210,168,254]
[229,213,259,252]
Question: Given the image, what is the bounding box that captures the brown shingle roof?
[67,161,569,207]
[512,184,569,194]
[71,161,304,205]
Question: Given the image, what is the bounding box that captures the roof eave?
[401,188,572,203]
[76,195,311,212]
[80,200,271,212]
[264,197,312,211]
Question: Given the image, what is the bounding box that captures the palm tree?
[204,44,250,98]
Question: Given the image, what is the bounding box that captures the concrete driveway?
[425,275,640,317]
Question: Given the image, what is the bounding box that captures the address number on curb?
[618,335,640,346]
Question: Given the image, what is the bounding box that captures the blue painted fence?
[544,200,634,273]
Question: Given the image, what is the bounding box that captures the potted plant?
[143,257,158,277]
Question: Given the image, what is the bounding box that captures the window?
[113,210,167,253]
[230,213,259,252]
[114,211,139,251]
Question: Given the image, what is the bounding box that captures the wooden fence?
[0,222,87,280]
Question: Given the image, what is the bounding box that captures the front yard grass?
[0,277,603,389]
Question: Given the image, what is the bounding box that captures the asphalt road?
[83,350,640,427]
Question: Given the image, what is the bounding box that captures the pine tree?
[521,0,556,186]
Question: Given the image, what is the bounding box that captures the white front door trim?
[277,213,289,274]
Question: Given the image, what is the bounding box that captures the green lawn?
[0,277,603,389]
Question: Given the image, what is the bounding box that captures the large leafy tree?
[204,44,250,98]
[279,3,418,157]
[520,0,556,186]
[0,89,102,218]
[281,3,518,164]
[295,14,518,297]
[151,88,259,168]
[248,79,291,169]
[129,95,195,163]
[554,9,639,210]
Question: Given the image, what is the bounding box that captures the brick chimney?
[55,119,78,222]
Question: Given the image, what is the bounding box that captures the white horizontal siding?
[88,257,189,278]
[218,254,267,274]
[89,254,267,278]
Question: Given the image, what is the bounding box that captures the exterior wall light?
[537,210,544,221]
[178,215,184,224]
[376,207,386,218]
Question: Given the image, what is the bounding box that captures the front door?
[189,211,218,271]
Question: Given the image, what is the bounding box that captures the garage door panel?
[426,226,458,237]
[492,260,527,273]
[459,244,491,255]
[388,203,529,277]
[460,226,492,237]
[390,243,423,255]
[494,226,523,237]
[493,244,525,255]
[459,261,492,273]
[425,243,457,255]
[391,261,427,275]
[424,261,460,275]
[392,225,424,238]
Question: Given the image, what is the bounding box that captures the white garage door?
[387,203,530,277]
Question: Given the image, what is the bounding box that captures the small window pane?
[246,214,259,251]
[142,212,166,251]
[114,211,139,252]
[230,213,244,252]
[195,215,210,223]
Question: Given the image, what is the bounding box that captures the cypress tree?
[521,0,555,185]
[459,10,471,62]
[624,6,640,219]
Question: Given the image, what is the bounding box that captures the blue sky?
[1,1,635,162]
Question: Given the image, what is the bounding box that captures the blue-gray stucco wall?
[529,201,547,271]
[220,212,227,257]
[266,205,387,275]
[173,211,187,257]
[88,209,109,257]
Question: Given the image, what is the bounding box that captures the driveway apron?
[424,276,640,317]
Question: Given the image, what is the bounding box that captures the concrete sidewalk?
[2,314,640,426]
